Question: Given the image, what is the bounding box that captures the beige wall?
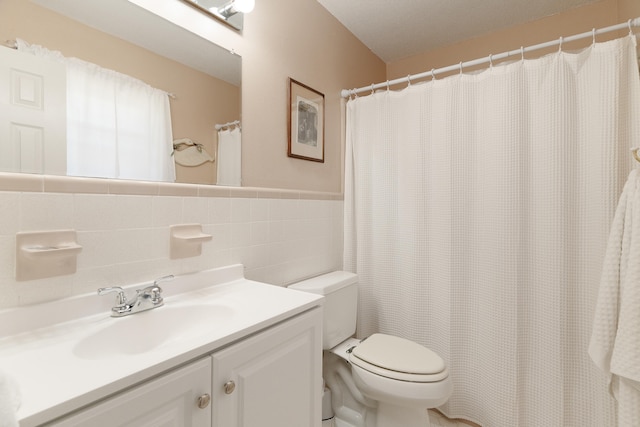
[618,0,640,22]
[239,0,386,191]
[0,0,240,185]
[387,0,639,81]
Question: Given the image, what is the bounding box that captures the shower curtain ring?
[489,54,493,70]
[407,75,411,87]
[459,61,463,75]
[386,80,390,91]
[628,19,634,35]
[520,46,525,62]
[558,36,564,53]
[592,28,596,45]
[431,68,436,81]
[371,83,375,95]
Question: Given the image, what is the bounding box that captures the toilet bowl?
[289,272,452,427]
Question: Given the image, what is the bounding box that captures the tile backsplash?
[0,173,343,308]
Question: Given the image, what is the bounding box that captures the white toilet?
[289,271,452,427]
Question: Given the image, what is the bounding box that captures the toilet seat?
[349,333,448,383]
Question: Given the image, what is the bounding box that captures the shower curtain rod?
[341,17,640,98]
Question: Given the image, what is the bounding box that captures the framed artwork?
[288,78,324,162]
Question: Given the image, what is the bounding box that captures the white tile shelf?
[169,224,212,259]
[16,230,83,281]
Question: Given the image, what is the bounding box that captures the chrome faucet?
[98,275,174,317]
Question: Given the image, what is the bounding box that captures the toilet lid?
[350,334,446,381]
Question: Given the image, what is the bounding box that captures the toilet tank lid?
[288,271,358,295]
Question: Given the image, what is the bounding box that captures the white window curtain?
[344,35,640,427]
[16,40,176,182]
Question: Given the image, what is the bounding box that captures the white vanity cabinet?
[4,265,325,427]
[47,357,212,427]
[212,307,322,427]
[44,307,322,427]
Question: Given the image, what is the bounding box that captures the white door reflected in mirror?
[0,46,66,175]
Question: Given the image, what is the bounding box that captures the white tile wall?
[0,174,344,309]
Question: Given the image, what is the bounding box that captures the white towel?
[589,168,640,426]
[0,369,21,427]
[216,127,242,186]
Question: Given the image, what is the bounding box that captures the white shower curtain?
[344,35,640,427]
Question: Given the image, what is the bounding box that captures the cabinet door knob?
[224,380,236,394]
[197,393,211,409]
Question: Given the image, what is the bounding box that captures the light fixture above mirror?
[181,0,254,31]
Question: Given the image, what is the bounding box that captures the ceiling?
[317,0,600,62]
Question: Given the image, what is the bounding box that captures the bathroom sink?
[73,304,234,359]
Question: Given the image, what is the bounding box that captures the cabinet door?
[47,358,212,427]
[212,307,322,427]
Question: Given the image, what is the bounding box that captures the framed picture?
[288,78,324,162]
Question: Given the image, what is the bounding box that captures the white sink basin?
[0,264,324,427]
[73,304,234,359]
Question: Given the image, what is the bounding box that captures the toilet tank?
[288,271,358,349]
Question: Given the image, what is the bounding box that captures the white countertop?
[0,265,323,426]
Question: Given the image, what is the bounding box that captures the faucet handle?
[144,275,173,304]
[138,284,163,304]
[98,286,127,305]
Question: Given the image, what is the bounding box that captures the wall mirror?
[1,0,242,186]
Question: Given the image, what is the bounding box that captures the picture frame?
[288,78,324,162]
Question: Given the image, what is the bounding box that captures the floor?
[321,409,480,427]
[429,409,480,427]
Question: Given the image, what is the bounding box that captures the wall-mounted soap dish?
[16,230,83,281]
[170,224,212,259]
